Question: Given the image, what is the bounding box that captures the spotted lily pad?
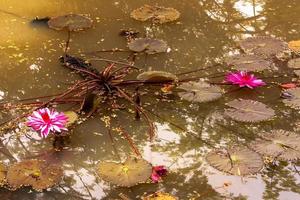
[48,14,93,32]
[131,5,180,24]
[239,36,290,58]
[250,130,300,161]
[7,160,63,191]
[178,81,223,103]
[0,163,6,186]
[288,58,300,69]
[225,99,275,122]
[288,40,300,54]
[128,38,168,54]
[206,146,263,176]
[64,111,78,127]
[143,192,177,200]
[225,54,271,72]
[137,71,177,82]
[282,88,300,109]
[97,157,152,187]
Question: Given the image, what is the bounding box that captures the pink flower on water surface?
[226,71,265,89]
[151,165,168,183]
[27,108,68,138]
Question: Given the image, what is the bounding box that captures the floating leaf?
[143,192,177,200]
[178,81,223,103]
[48,14,93,32]
[97,157,152,187]
[64,111,78,127]
[128,38,168,54]
[0,163,6,186]
[250,130,300,161]
[137,71,177,82]
[131,5,180,24]
[7,160,63,191]
[288,58,300,69]
[225,54,271,72]
[282,88,300,109]
[239,36,290,58]
[225,99,275,122]
[206,146,263,176]
[288,40,300,54]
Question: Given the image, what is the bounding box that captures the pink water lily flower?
[151,165,168,183]
[226,71,265,89]
[27,108,68,138]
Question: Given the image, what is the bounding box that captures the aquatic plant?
[151,165,168,183]
[226,71,265,89]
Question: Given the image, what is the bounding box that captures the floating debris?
[287,58,300,69]
[282,88,300,109]
[225,54,271,72]
[239,36,290,59]
[143,192,177,200]
[130,5,180,24]
[48,14,93,32]
[97,157,152,187]
[31,17,50,26]
[7,160,63,191]
[128,38,168,54]
[0,163,6,186]
[225,99,275,122]
[288,40,300,54]
[178,81,223,103]
[137,71,177,82]
[206,146,263,176]
[250,130,300,161]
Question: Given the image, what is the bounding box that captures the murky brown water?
[0,0,300,199]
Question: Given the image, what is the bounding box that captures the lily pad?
[225,99,275,122]
[206,146,263,176]
[7,160,63,191]
[178,81,223,103]
[282,88,300,109]
[239,36,290,58]
[48,14,93,32]
[131,5,180,24]
[225,54,271,72]
[143,192,177,200]
[250,130,300,161]
[287,58,300,69]
[288,40,300,54]
[0,163,6,186]
[137,71,177,82]
[128,38,168,54]
[64,111,78,127]
[97,157,152,187]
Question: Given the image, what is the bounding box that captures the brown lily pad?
[288,40,300,54]
[131,5,180,24]
[239,36,290,58]
[128,38,168,54]
[250,130,300,161]
[48,14,93,32]
[97,157,152,187]
[143,192,177,200]
[282,88,300,109]
[0,163,6,186]
[178,81,223,103]
[288,58,300,69]
[206,146,263,176]
[7,160,63,191]
[137,71,177,82]
[225,54,271,72]
[225,99,275,122]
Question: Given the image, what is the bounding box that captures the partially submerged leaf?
[239,36,290,58]
[137,71,177,82]
[225,99,275,122]
[0,163,6,186]
[225,54,271,71]
[250,130,300,161]
[288,40,300,54]
[206,146,263,176]
[178,81,223,103]
[287,58,300,69]
[64,111,78,127]
[128,38,168,54]
[7,160,63,191]
[97,157,152,187]
[48,14,93,32]
[282,88,300,109]
[131,5,180,24]
[143,192,177,200]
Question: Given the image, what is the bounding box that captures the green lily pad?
[225,99,275,122]
[225,54,271,72]
[137,71,177,82]
[64,111,78,127]
[206,146,263,176]
[143,192,178,200]
[7,160,63,191]
[250,130,300,161]
[0,163,6,186]
[97,157,152,187]
[48,14,93,32]
[128,38,168,54]
[178,81,223,103]
[131,5,180,24]
[282,88,300,109]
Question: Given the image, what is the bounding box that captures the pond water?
[0,0,300,199]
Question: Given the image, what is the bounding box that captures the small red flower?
[151,165,168,183]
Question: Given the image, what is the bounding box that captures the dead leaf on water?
[48,14,93,32]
